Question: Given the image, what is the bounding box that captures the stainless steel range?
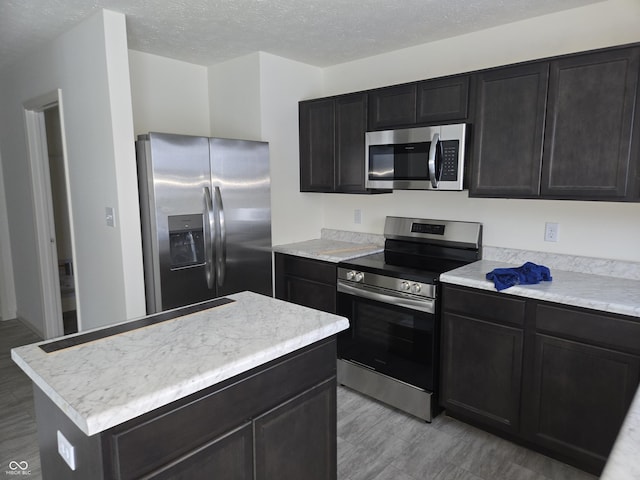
[336,216,482,421]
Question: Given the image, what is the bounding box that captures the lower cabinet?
[441,286,526,435]
[441,313,523,434]
[255,381,336,480]
[275,253,337,313]
[441,284,640,475]
[148,423,254,479]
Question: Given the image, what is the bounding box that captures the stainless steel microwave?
[365,124,467,190]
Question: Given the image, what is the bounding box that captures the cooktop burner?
[339,216,483,284]
[339,252,441,284]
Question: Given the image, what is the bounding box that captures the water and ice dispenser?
[168,214,205,269]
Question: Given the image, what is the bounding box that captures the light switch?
[105,207,116,227]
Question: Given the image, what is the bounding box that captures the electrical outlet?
[544,222,559,242]
[57,430,76,471]
[354,209,362,225]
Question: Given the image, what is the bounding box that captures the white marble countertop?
[273,238,383,263]
[11,291,349,436]
[440,259,640,318]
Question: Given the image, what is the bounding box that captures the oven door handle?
[338,281,435,314]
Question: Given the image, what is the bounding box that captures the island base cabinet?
[255,379,336,480]
[524,334,640,474]
[147,423,253,479]
[33,338,338,480]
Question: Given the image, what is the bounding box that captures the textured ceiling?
[0,0,602,71]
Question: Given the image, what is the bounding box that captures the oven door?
[337,282,437,392]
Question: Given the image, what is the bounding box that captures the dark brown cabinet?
[299,98,334,191]
[368,76,471,130]
[441,285,526,434]
[275,253,337,314]
[440,284,640,475]
[470,63,549,197]
[523,303,640,474]
[299,93,377,193]
[471,45,640,201]
[255,380,336,480]
[34,338,339,480]
[148,424,254,479]
[541,48,640,199]
[368,83,417,129]
[417,75,470,124]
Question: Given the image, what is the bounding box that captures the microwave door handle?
[428,132,440,188]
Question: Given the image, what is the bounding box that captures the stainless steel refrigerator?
[136,132,272,314]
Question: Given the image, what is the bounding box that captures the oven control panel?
[338,268,436,300]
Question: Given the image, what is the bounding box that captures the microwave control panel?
[440,140,460,181]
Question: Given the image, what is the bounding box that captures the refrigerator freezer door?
[138,133,215,313]
[209,138,272,297]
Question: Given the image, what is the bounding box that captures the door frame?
[23,89,74,339]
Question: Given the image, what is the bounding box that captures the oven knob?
[401,281,411,291]
[411,283,422,293]
[346,270,356,280]
[354,272,364,282]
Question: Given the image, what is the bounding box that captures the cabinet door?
[417,76,470,123]
[470,63,549,197]
[368,83,417,129]
[541,48,640,199]
[335,93,368,192]
[526,334,640,473]
[441,312,524,434]
[299,98,335,191]
[255,379,337,480]
[147,424,253,480]
[274,253,337,313]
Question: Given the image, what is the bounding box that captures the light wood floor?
[1,319,597,480]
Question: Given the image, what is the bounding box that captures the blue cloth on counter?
[486,262,552,291]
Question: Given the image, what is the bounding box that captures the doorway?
[24,91,78,338]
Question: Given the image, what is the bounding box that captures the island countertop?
[11,291,349,436]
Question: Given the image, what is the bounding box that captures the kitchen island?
[11,291,348,479]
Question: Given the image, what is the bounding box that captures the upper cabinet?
[299,43,640,200]
[368,76,471,130]
[416,75,470,125]
[541,49,640,199]
[471,63,549,197]
[299,93,386,193]
[471,46,640,201]
[368,83,416,129]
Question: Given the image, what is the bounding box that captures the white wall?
[0,150,17,320]
[0,9,145,334]
[208,53,263,140]
[208,52,325,245]
[129,50,210,136]
[320,0,640,262]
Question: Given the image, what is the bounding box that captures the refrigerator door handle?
[203,186,215,290]
[214,186,227,287]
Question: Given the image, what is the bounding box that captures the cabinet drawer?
[442,285,526,327]
[276,253,336,285]
[108,339,337,479]
[535,303,640,354]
